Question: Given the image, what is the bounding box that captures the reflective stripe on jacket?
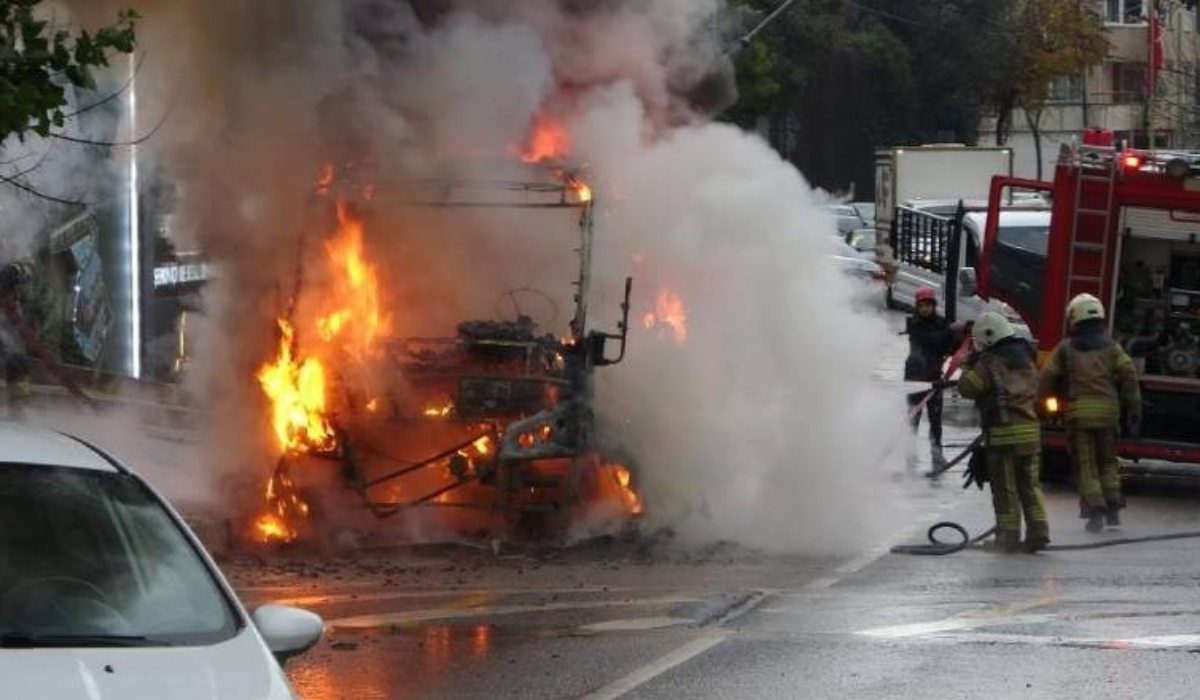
[1038,337,1140,429]
[958,339,1041,447]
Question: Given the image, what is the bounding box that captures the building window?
[1112,62,1147,103]
[1048,75,1084,102]
[1105,0,1146,24]
[1113,129,1171,148]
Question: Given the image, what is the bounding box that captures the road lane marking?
[857,594,1062,639]
[858,613,1058,639]
[326,594,700,630]
[918,631,1200,651]
[575,589,768,699]
[575,617,694,634]
[576,633,729,700]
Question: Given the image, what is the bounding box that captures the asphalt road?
[226,481,1200,700]
[224,309,1200,699]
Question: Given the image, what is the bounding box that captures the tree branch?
[50,93,175,148]
[60,50,149,121]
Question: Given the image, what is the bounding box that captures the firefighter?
[957,311,1050,553]
[904,286,962,469]
[0,260,94,416]
[1038,293,1141,533]
[0,261,36,409]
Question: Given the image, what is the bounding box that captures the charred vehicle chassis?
[267,177,635,527]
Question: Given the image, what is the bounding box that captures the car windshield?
[0,464,239,646]
[852,203,875,221]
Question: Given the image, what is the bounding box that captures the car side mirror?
[958,268,977,298]
[254,604,324,665]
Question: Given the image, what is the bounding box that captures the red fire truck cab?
[981,136,1200,466]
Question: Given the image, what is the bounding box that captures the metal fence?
[890,206,954,275]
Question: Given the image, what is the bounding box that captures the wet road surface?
[223,309,1200,698]
[225,480,1200,699]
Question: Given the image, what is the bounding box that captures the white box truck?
[874,144,1014,241]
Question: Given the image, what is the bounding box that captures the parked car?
[826,204,869,236]
[0,424,323,700]
[832,238,885,281]
[844,228,877,260]
[849,201,875,228]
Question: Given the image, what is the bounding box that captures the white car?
[0,424,322,699]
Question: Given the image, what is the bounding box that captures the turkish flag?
[1149,6,1165,94]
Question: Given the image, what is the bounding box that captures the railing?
[890,206,953,275]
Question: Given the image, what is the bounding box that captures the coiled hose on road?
[893,434,1200,555]
[890,521,1200,555]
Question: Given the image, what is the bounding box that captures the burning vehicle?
[250,165,642,545]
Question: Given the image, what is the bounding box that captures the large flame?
[320,201,391,360]
[254,169,395,543]
[642,288,688,344]
[257,319,337,455]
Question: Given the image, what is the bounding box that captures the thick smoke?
[58,0,905,553]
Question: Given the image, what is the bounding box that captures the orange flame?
[519,112,571,164]
[424,403,454,419]
[611,464,643,516]
[318,201,391,359]
[642,288,688,344]
[257,319,337,455]
[254,513,293,543]
[570,179,592,203]
[253,469,309,544]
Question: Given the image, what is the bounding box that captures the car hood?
[0,627,295,700]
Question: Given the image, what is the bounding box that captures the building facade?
[980,1,1200,178]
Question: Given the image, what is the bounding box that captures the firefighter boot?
[1022,530,1051,554]
[929,443,947,471]
[1105,499,1124,527]
[1085,504,1107,533]
[985,530,1021,553]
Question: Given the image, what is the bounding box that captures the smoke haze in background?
[48,0,907,553]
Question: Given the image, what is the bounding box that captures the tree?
[0,1,138,141]
[0,1,138,199]
[1009,0,1108,178]
[724,0,1024,196]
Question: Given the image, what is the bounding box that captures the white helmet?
[1067,293,1105,327]
[972,311,1015,349]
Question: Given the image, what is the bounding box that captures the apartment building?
[980,0,1200,178]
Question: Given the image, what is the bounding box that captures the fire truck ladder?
[1066,146,1119,298]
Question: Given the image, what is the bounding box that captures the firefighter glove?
[962,445,988,490]
[1123,410,1143,439]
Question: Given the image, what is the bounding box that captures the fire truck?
[978,131,1200,470]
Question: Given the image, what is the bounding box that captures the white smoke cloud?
[44,0,907,554]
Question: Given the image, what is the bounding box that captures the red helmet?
[915,286,938,305]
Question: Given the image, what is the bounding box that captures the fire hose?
[892,436,1200,555]
[891,521,1200,556]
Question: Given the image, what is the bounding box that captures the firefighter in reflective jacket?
[1038,293,1141,533]
[0,260,94,416]
[958,311,1050,553]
